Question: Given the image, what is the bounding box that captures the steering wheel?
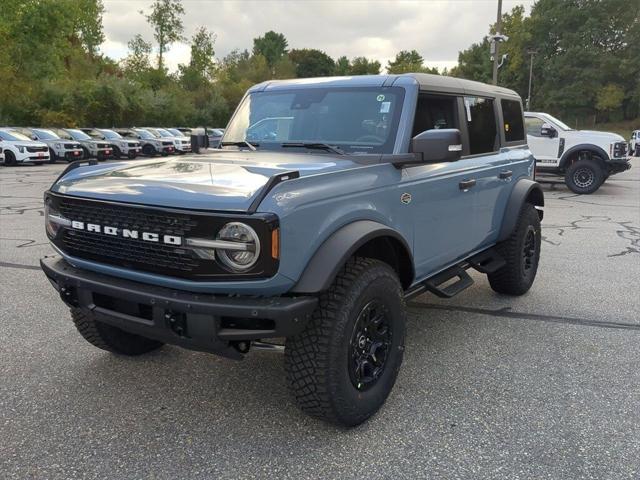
[355,135,384,143]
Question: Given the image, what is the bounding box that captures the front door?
[526,115,560,166]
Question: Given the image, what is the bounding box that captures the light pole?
[491,0,503,85]
[526,49,537,110]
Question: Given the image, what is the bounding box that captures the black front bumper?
[41,256,317,359]
[608,158,632,174]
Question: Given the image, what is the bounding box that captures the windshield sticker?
[464,97,472,122]
[379,101,391,113]
[376,94,385,102]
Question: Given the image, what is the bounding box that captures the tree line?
[1,0,637,129]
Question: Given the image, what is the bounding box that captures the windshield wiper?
[220,140,258,151]
[281,142,345,155]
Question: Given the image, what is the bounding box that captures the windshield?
[167,128,182,136]
[99,129,122,139]
[155,128,173,137]
[33,129,60,140]
[66,129,92,141]
[0,130,31,141]
[135,129,155,139]
[223,87,405,154]
[542,113,573,131]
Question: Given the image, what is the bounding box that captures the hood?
[52,151,361,212]
[571,130,625,142]
[10,140,48,147]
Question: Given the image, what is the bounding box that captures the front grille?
[27,146,48,152]
[48,194,278,280]
[64,143,80,149]
[162,141,173,146]
[128,142,138,147]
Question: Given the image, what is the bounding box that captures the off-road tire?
[488,203,541,296]
[71,308,163,355]
[565,159,604,194]
[285,258,406,427]
[3,150,17,166]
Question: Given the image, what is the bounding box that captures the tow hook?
[165,311,188,337]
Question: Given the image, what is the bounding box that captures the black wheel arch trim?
[497,178,544,242]
[291,220,414,293]
[559,143,609,170]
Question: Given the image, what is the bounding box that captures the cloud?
[101,0,533,71]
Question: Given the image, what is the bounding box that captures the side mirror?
[540,123,557,138]
[31,135,37,140]
[411,129,462,163]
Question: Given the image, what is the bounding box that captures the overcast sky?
[100,0,534,72]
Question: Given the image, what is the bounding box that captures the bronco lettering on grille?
[70,221,182,245]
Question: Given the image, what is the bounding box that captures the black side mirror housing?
[411,129,462,163]
[540,123,557,138]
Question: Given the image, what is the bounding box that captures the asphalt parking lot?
[1,159,639,479]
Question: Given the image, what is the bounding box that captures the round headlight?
[216,222,260,272]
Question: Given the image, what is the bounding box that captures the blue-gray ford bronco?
[41,74,544,426]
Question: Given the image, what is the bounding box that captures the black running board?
[467,248,506,274]
[404,247,505,300]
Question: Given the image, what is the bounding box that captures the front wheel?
[285,258,406,427]
[142,144,155,156]
[3,150,17,166]
[49,149,57,164]
[565,159,604,194]
[488,203,541,296]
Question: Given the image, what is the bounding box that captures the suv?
[630,130,639,156]
[53,128,113,161]
[16,127,83,163]
[115,128,175,156]
[0,128,50,164]
[142,127,191,154]
[41,74,544,426]
[525,112,631,194]
[81,128,142,159]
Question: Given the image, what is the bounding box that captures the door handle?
[459,179,476,190]
[499,170,513,179]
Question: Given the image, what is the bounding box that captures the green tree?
[288,49,335,77]
[122,34,153,78]
[179,27,216,90]
[349,57,381,75]
[334,56,351,75]
[143,0,185,70]
[252,31,288,68]
[387,50,437,74]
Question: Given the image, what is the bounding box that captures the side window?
[525,117,544,137]
[411,94,458,137]
[464,96,497,155]
[501,99,525,142]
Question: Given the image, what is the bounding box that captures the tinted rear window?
[501,99,525,142]
[464,97,497,155]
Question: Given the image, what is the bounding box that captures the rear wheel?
[488,203,541,296]
[71,308,164,355]
[285,258,406,427]
[565,158,604,194]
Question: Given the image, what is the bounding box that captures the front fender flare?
[291,220,412,294]
[559,143,609,170]
[497,179,544,242]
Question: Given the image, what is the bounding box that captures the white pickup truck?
[525,112,631,194]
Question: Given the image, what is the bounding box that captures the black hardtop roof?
[252,73,522,101]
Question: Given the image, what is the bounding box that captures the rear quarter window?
[501,99,525,142]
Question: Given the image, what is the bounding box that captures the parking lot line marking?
[408,302,640,331]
